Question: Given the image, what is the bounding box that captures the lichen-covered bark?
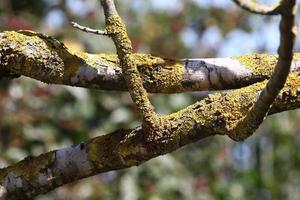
[104,13,161,140]
[1,31,299,93]
[0,29,300,199]
[0,0,298,198]
[0,73,299,199]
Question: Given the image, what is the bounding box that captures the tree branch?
[1,31,300,93]
[0,1,299,199]
[71,21,108,36]
[232,0,282,15]
[0,73,300,199]
[229,0,297,140]
[99,0,163,141]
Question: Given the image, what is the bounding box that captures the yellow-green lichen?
[166,78,267,140]
[234,53,278,76]
[280,73,300,96]
[104,13,160,134]
[106,14,133,55]
[132,54,167,66]
[134,55,185,93]
[1,31,66,82]
[84,54,119,69]
[294,52,300,60]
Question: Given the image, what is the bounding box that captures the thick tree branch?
[0,1,299,198]
[1,31,300,93]
[0,74,300,199]
[0,73,300,199]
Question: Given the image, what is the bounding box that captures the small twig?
[71,21,108,36]
[232,0,282,15]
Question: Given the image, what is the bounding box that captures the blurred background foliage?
[0,0,300,199]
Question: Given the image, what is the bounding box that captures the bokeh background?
[1,0,300,199]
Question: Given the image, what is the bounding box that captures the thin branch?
[232,0,282,15]
[229,0,297,141]
[101,0,117,18]
[1,73,300,199]
[0,0,298,199]
[71,21,108,35]
[100,0,162,141]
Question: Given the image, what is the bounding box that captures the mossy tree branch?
[54,0,300,142]
[0,0,299,199]
[0,73,300,199]
[98,0,162,142]
[1,31,300,93]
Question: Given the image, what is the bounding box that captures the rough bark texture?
[0,30,300,199]
[1,31,299,93]
[0,0,299,198]
[0,25,299,200]
[0,73,299,199]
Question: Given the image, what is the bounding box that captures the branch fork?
[72,0,166,142]
[71,0,297,142]
[0,0,298,198]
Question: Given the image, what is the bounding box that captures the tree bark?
[0,31,300,199]
[0,73,299,199]
[1,31,299,93]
